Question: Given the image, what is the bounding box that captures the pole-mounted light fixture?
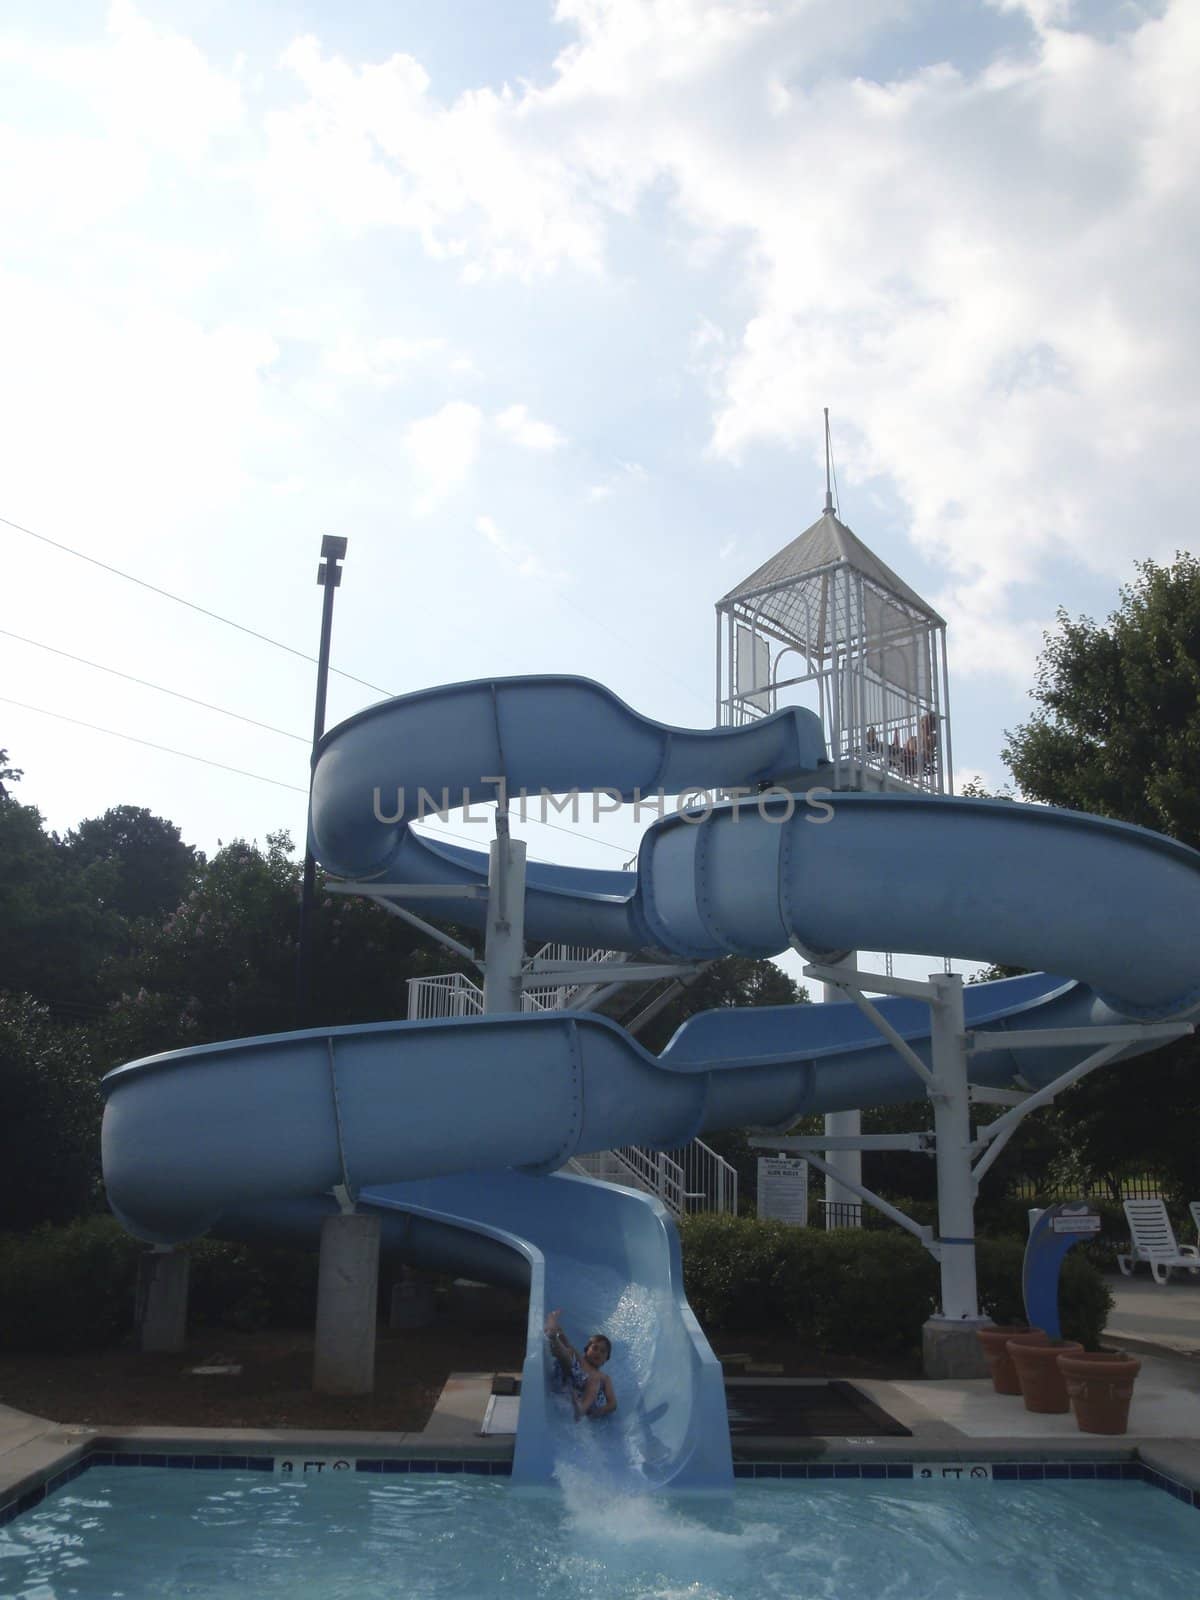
[297,534,348,1023]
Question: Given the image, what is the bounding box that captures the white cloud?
[323,334,446,385]
[585,458,647,501]
[518,0,1200,677]
[4,0,1197,718]
[404,402,484,512]
[494,403,567,451]
[262,34,604,275]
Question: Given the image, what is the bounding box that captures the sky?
[2,0,1196,983]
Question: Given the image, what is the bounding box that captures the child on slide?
[545,1308,617,1421]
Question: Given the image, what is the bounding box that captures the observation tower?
[715,438,952,797]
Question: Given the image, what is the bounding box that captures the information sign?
[757,1156,808,1226]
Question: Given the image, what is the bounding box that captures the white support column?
[923,971,988,1377]
[823,955,862,1228]
[482,817,527,1015]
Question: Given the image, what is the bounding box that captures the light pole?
[296,534,347,1025]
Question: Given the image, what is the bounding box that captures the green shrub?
[0,1221,321,1352]
[0,1216,140,1352]
[679,1215,1113,1358]
[677,1213,799,1332]
[189,1241,317,1331]
[976,1236,1113,1349]
[679,1214,937,1358]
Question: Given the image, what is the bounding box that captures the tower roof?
[721,508,944,627]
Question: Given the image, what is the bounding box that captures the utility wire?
[3,512,668,861]
[0,697,309,795]
[1,693,631,861]
[0,512,394,697]
[0,629,309,743]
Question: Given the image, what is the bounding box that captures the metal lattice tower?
[714,477,953,796]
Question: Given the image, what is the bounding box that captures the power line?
[3,512,667,861]
[0,512,394,697]
[0,697,309,795]
[2,695,631,863]
[0,628,309,743]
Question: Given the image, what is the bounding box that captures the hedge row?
[678,1214,1113,1354]
[0,1219,317,1353]
[2,1211,1115,1359]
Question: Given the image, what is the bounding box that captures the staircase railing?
[406,942,625,1020]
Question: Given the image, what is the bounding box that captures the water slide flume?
[101,675,1200,1490]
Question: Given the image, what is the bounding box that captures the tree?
[1004,554,1200,847]
[0,747,22,798]
[61,805,201,924]
[1002,554,1200,1199]
[96,831,475,1068]
[0,793,120,1016]
[0,994,101,1228]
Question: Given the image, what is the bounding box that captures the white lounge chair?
[1118,1198,1200,1284]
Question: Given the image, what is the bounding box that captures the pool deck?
[4,1277,1200,1509]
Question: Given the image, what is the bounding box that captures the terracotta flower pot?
[1007,1338,1083,1413]
[1057,1350,1142,1435]
[977,1326,1048,1396]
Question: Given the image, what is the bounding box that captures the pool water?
[3,1466,1199,1600]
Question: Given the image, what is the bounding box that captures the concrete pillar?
[923,971,988,1377]
[823,955,862,1228]
[137,1247,189,1352]
[313,1212,381,1395]
[482,825,527,1014]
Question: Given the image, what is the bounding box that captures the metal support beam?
[752,1145,938,1253]
[325,882,487,901]
[970,1040,1128,1186]
[521,962,696,986]
[824,980,936,1089]
[751,1133,935,1154]
[968,1022,1192,1052]
[803,961,938,1003]
[618,968,713,1037]
[349,891,480,968]
[968,1085,1029,1107]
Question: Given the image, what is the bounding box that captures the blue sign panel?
[1022,1202,1101,1338]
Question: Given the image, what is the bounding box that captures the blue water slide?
[101,675,1200,1491]
[211,1169,730,1489]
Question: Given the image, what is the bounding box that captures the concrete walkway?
[1105,1271,1200,1359]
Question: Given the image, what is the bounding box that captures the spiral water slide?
[102,677,1200,1489]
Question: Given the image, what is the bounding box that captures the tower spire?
[823,407,834,515]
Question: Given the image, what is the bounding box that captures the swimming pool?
[2,1462,1198,1600]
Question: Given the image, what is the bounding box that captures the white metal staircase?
[406,949,738,1219]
